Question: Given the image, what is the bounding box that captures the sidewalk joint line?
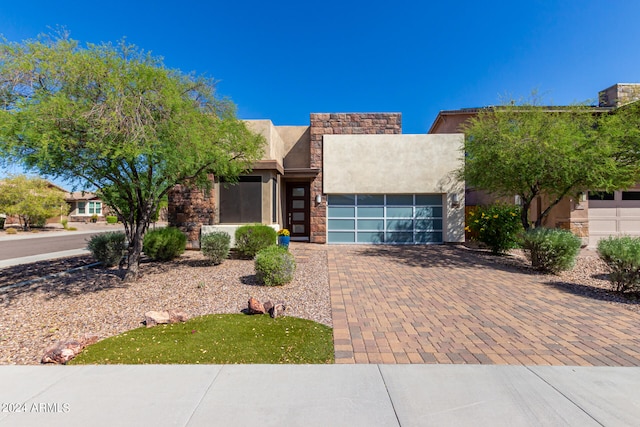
[184,366,224,426]
[377,365,403,427]
[525,366,605,427]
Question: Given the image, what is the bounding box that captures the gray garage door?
[327,194,443,244]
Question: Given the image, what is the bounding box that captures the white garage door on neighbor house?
[327,194,443,244]
[588,189,640,247]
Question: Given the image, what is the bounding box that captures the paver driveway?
[328,245,640,365]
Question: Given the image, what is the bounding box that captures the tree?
[0,175,68,230]
[0,33,264,281]
[460,97,640,230]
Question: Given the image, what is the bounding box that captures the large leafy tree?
[0,33,264,281]
[0,175,68,230]
[461,98,640,230]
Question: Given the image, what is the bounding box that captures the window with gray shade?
[219,176,262,223]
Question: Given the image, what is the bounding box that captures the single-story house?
[428,83,640,248]
[168,113,465,248]
[65,191,109,222]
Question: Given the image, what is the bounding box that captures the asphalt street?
[0,233,100,261]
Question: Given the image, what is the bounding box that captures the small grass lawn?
[70,314,334,364]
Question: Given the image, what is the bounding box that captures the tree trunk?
[520,201,531,231]
[123,222,145,282]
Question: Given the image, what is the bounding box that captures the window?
[272,178,277,223]
[88,201,102,215]
[77,202,86,215]
[622,191,640,201]
[219,176,262,223]
[588,191,614,201]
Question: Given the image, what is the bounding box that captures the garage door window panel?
[327,194,443,244]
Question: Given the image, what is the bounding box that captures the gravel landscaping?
[1,243,638,365]
[0,244,330,365]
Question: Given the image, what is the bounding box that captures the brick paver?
[328,245,640,365]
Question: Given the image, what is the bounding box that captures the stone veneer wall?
[167,178,216,249]
[309,113,402,243]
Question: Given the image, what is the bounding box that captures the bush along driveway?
[328,245,640,365]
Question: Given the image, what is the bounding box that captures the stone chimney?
[598,83,640,107]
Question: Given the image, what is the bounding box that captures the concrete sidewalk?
[1,364,638,426]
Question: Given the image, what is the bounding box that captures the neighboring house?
[168,113,465,248]
[429,83,640,247]
[65,191,109,222]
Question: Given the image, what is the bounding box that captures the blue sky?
[1,0,640,180]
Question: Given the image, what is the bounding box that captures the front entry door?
[286,183,310,241]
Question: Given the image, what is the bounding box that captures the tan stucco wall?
[323,134,465,242]
[245,120,287,164]
[276,126,311,169]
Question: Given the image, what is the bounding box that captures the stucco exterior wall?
[276,126,311,169]
[323,133,465,242]
[246,120,287,164]
[323,134,463,194]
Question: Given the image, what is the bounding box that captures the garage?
[588,189,640,247]
[327,194,444,244]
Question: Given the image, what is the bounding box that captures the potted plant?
[277,228,290,249]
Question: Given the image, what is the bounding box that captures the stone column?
[308,113,402,243]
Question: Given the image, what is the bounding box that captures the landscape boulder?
[247,297,265,314]
[269,302,286,319]
[144,309,189,327]
[41,335,99,364]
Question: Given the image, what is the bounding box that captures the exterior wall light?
[451,193,460,208]
[315,194,322,204]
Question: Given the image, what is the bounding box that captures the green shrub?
[143,227,187,261]
[0,216,5,229]
[597,236,640,292]
[5,227,17,235]
[90,214,99,223]
[61,218,69,229]
[255,245,297,286]
[467,203,523,254]
[31,217,46,228]
[106,215,118,224]
[235,224,277,258]
[522,228,582,273]
[201,231,231,265]
[87,232,126,267]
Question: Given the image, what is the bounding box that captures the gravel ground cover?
[1,243,638,365]
[1,255,97,286]
[0,244,330,365]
